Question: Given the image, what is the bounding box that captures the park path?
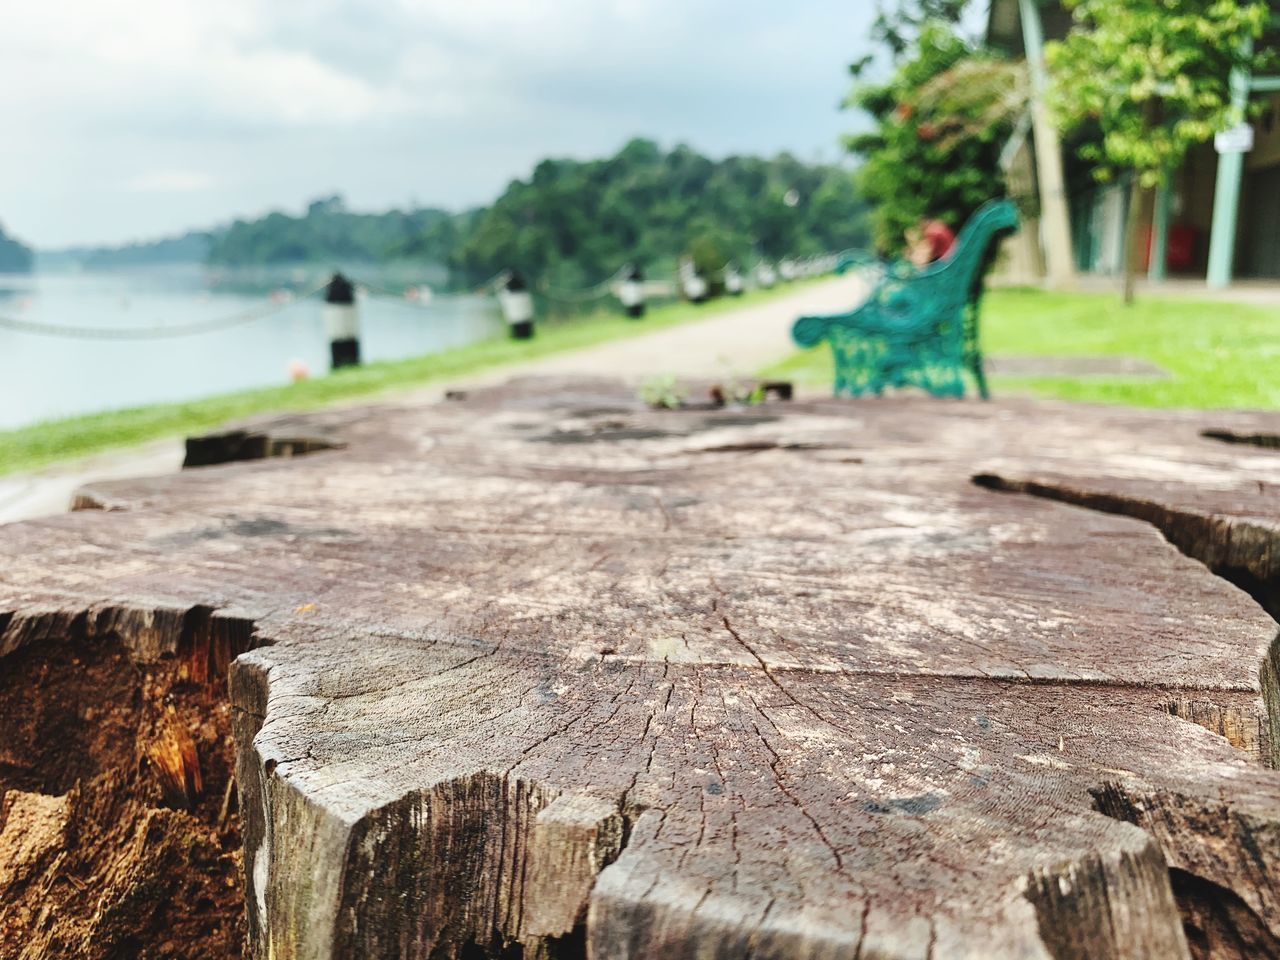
[0,274,865,525]
[436,272,866,385]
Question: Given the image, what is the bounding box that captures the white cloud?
[0,0,408,128]
[0,0,873,246]
[126,169,216,193]
[202,48,392,125]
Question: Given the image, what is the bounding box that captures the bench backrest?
[895,199,1019,318]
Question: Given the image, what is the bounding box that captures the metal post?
[1207,58,1252,289]
[1018,0,1076,289]
[1148,175,1172,283]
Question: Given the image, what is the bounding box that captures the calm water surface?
[0,267,504,432]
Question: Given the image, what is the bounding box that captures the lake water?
[0,266,505,432]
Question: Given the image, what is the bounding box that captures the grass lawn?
[0,280,821,477]
[766,287,1280,410]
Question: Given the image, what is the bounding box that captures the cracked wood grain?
[7,379,1280,958]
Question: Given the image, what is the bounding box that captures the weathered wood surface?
[6,378,1280,959]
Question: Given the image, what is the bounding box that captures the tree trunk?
[1019,0,1076,290]
[1122,174,1148,305]
[1123,104,1162,305]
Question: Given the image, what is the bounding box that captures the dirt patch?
[0,626,245,959]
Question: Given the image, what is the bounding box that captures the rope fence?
[537,266,629,304]
[0,255,840,341]
[0,278,452,340]
[0,282,328,341]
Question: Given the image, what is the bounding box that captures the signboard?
[1215,123,1255,154]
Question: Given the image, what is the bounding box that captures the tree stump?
[5,378,1280,959]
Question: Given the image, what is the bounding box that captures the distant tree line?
[207,196,458,270]
[445,138,871,288]
[0,222,33,274]
[41,231,213,271]
[193,141,869,288]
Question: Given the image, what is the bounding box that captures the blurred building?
[988,0,1280,287]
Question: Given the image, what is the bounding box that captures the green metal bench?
[793,200,1019,399]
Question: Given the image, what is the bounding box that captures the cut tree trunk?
[5,378,1280,959]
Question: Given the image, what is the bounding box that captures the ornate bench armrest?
[835,249,881,274]
[793,308,864,347]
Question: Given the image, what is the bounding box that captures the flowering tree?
[1047,0,1270,301]
[847,23,1020,253]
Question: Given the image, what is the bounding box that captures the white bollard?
[618,264,646,318]
[323,273,360,369]
[683,274,708,303]
[724,265,744,296]
[498,270,535,339]
[679,257,708,304]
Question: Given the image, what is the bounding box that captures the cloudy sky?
[3,1,907,248]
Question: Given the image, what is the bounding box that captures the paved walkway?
[0,274,866,525]
[479,274,866,382]
[1065,274,1280,305]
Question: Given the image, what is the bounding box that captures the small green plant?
[716,363,767,406]
[638,374,687,410]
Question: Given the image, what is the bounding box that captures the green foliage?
[86,232,212,269]
[846,23,1013,252]
[714,366,767,405]
[0,222,33,274]
[869,0,972,61]
[1047,0,1270,189]
[207,195,456,267]
[638,374,688,409]
[686,224,737,279]
[193,142,869,288]
[39,232,212,272]
[912,58,1029,156]
[448,139,870,288]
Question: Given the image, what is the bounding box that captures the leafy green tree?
[846,22,1015,253]
[207,198,454,267]
[197,141,871,294]
[448,139,871,290]
[869,0,972,60]
[686,223,737,279]
[1047,0,1270,301]
[75,231,212,269]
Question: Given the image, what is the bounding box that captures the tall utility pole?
[1019,0,1076,290]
